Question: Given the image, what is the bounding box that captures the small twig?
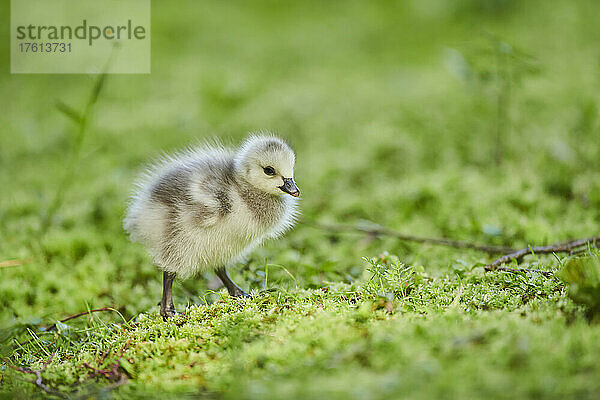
[43,352,56,369]
[493,266,553,278]
[45,307,113,331]
[14,307,121,350]
[0,259,32,268]
[83,360,128,388]
[569,242,600,256]
[484,235,600,273]
[1,354,66,399]
[307,220,515,255]
[2,357,32,375]
[120,339,132,357]
[82,338,131,389]
[58,307,113,324]
[32,370,56,397]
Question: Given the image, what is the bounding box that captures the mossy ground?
[2,0,600,398]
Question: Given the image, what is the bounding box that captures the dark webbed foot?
[160,306,180,321]
[231,289,252,299]
[216,267,252,299]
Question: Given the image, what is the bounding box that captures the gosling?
[123,134,300,318]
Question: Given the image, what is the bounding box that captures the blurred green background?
[1,0,600,397]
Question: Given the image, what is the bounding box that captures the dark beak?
[279,177,300,197]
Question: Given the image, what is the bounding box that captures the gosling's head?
[234,134,300,197]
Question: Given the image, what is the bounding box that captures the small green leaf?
[557,256,600,317]
[55,101,82,124]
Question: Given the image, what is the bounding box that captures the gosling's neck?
[233,171,284,227]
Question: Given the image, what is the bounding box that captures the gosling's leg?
[216,267,251,298]
[160,271,177,320]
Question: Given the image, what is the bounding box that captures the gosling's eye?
[263,166,276,176]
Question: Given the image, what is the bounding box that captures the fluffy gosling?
[124,134,300,318]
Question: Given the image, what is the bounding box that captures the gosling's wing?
[160,149,237,228]
[183,178,232,228]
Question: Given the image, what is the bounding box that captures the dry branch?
[45,307,114,331]
[14,307,120,350]
[491,266,553,277]
[307,219,599,278]
[308,220,515,254]
[82,339,131,389]
[1,354,66,399]
[83,362,127,388]
[484,235,600,273]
